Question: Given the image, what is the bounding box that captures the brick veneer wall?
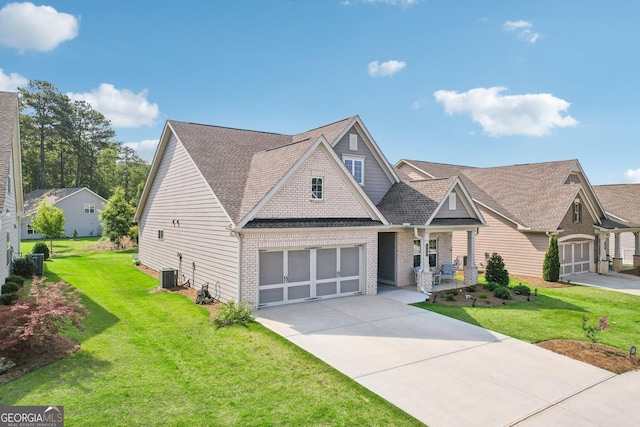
[241,229,378,307]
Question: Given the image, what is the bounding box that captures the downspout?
[236,231,243,303]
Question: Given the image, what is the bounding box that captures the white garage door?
[258,246,362,307]
[560,241,592,276]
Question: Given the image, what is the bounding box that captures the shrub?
[582,313,610,343]
[466,285,477,292]
[32,242,50,260]
[478,293,488,299]
[512,284,531,295]
[0,292,18,305]
[2,281,20,294]
[5,275,25,286]
[212,300,255,328]
[485,253,509,286]
[483,282,500,292]
[72,229,79,240]
[11,256,34,278]
[444,291,457,301]
[542,236,560,282]
[0,277,87,353]
[493,286,512,300]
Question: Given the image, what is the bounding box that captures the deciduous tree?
[31,200,66,254]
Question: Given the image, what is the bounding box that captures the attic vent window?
[573,200,581,223]
[449,193,457,210]
[349,134,358,151]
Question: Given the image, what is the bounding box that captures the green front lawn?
[20,236,101,256]
[2,246,421,426]
[415,281,640,350]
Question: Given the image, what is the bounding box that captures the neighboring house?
[22,187,107,239]
[396,159,639,278]
[135,116,485,307]
[593,184,640,267]
[0,91,23,282]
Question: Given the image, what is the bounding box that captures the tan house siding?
[241,229,378,307]
[452,206,549,277]
[434,191,469,219]
[138,133,239,302]
[1,149,19,281]
[257,146,371,219]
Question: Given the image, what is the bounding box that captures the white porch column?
[612,232,623,271]
[464,230,478,285]
[598,232,609,274]
[634,232,640,268]
[419,230,432,293]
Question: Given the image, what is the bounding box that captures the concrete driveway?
[256,290,640,426]
[564,271,640,296]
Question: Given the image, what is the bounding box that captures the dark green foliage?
[2,281,20,294]
[445,291,457,301]
[5,275,25,286]
[512,284,531,295]
[485,253,510,286]
[466,285,477,292]
[100,187,135,247]
[542,236,560,282]
[493,286,512,300]
[32,242,50,260]
[483,282,500,291]
[12,256,34,278]
[0,292,18,305]
[212,300,255,328]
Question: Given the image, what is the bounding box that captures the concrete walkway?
[256,289,640,426]
[564,271,640,296]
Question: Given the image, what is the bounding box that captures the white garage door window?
[258,246,362,307]
[560,241,592,276]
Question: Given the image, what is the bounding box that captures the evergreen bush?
[542,236,560,282]
[493,286,512,300]
[32,242,50,260]
[485,253,510,286]
[12,256,34,278]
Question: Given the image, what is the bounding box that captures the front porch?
[378,278,467,303]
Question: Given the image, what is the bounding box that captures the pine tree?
[542,235,560,282]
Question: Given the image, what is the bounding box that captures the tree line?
[19,80,150,204]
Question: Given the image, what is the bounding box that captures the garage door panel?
[317,281,337,296]
[288,250,310,282]
[260,288,284,304]
[259,251,284,286]
[340,279,360,293]
[340,247,360,277]
[316,249,337,280]
[288,284,311,300]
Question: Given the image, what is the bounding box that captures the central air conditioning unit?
[160,269,178,289]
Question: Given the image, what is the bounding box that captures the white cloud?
[0,68,28,92]
[623,169,640,183]
[123,139,159,162]
[0,2,79,52]
[67,84,159,128]
[433,86,578,137]
[504,20,540,43]
[368,60,406,77]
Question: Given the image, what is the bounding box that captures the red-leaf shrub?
[0,277,87,354]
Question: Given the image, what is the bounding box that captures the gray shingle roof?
[594,184,640,226]
[168,118,355,225]
[0,92,18,213]
[377,177,458,225]
[23,188,86,215]
[401,159,587,230]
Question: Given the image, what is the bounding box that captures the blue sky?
[1,0,639,185]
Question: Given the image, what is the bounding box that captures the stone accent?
[635,255,640,269]
[464,266,478,285]
[241,229,378,307]
[612,258,623,272]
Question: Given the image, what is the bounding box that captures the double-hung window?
[311,177,323,200]
[343,156,364,185]
[84,203,95,214]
